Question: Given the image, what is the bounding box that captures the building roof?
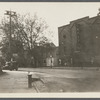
[70,16,89,29]
[58,15,100,31]
[58,24,70,34]
[70,16,89,23]
[58,24,69,29]
[58,16,89,32]
[88,16,100,24]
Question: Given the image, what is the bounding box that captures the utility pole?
[5,10,17,61]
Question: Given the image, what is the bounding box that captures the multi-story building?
[58,15,100,67]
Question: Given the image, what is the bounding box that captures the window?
[76,24,81,51]
[63,35,66,39]
[76,34,80,51]
[76,24,82,33]
[62,42,64,45]
[96,36,98,38]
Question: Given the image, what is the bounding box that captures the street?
[0,67,100,92]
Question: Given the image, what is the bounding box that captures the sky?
[0,2,100,46]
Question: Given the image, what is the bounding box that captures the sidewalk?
[0,70,37,93]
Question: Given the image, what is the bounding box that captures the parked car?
[3,61,18,71]
[3,62,10,70]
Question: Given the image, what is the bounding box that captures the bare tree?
[13,14,50,50]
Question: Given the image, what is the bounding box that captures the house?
[23,43,59,67]
[45,47,59,67]
[42,43,59,67]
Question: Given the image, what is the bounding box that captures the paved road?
[19,67,100,78]
[1,68,100,93]
[19,68,100,92]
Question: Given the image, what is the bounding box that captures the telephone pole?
[5,10,17,61]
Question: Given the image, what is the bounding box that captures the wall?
[58,25,72,66]
[58,16,100,67]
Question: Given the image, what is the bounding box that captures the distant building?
[42,43,59,67]
[58,15,100,67]
[23,42,59,67]
[45,47,59,67]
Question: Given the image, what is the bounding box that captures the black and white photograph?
[0,2,100,96]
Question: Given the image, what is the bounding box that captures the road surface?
[0,68,100,92]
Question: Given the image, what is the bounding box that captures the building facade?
[46,47,59,67]
[58,15,100,67]
[42,43,59,67]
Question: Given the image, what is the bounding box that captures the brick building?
[58,15,100,67]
